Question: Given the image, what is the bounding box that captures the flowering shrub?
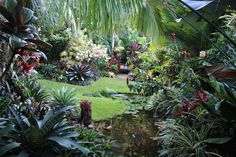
[60,36,109,66]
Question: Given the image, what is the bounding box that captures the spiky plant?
[156,119,219,157]
[66,63,98,85]
[51,87,78,109]
[148,87,182,117]
[0,106,90,156]
[24,79,48,103]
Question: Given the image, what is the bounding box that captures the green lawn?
[38,77,131,121]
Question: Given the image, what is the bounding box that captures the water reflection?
[96,111,158,157]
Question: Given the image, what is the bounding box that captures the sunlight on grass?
[38,77,131,121]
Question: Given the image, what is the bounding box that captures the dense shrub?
[60,35,109,66]
[42,30,70,63]
[36,63,67,82]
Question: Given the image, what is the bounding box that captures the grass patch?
[38,77,131,121]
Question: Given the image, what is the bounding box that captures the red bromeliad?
[14,49,41,75]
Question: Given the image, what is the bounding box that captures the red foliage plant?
[174,90,208,117]
[80,100,92,112]
[80,100,92,126]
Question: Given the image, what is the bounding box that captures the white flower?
[199,51,206,58]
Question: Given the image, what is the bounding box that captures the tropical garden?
[0,0,236,156]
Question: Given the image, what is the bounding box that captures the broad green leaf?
[218,101,236,121]
[23,7,34,24]
[9,106,27,130]
[0,5,16,26]
[39,109,53,128]
[40,106,74,136]
[48,136,90,154]
[0,142,21,156]
[5,0,17,13]
[10,35,27,48]
[15,150,29,157]
[63,132,80,138]
[53,126,75,134]
[25,38,53,49]
[204,137,231,144]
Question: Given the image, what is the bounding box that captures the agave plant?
[66,63,99,85]
[0,106,90,157]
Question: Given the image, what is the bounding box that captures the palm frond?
[29,0,172,44]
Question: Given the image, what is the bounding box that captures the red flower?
[22,62,34,74]
[22,50,29,56]
[173,100,202,117]
[194,90,208,102]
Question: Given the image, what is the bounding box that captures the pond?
[96,110,159,157]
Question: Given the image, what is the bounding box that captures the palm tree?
[27,0,171,44]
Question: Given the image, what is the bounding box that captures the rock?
[83,93,92,97]
[88,124,95,130]
[105,125,112,130]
